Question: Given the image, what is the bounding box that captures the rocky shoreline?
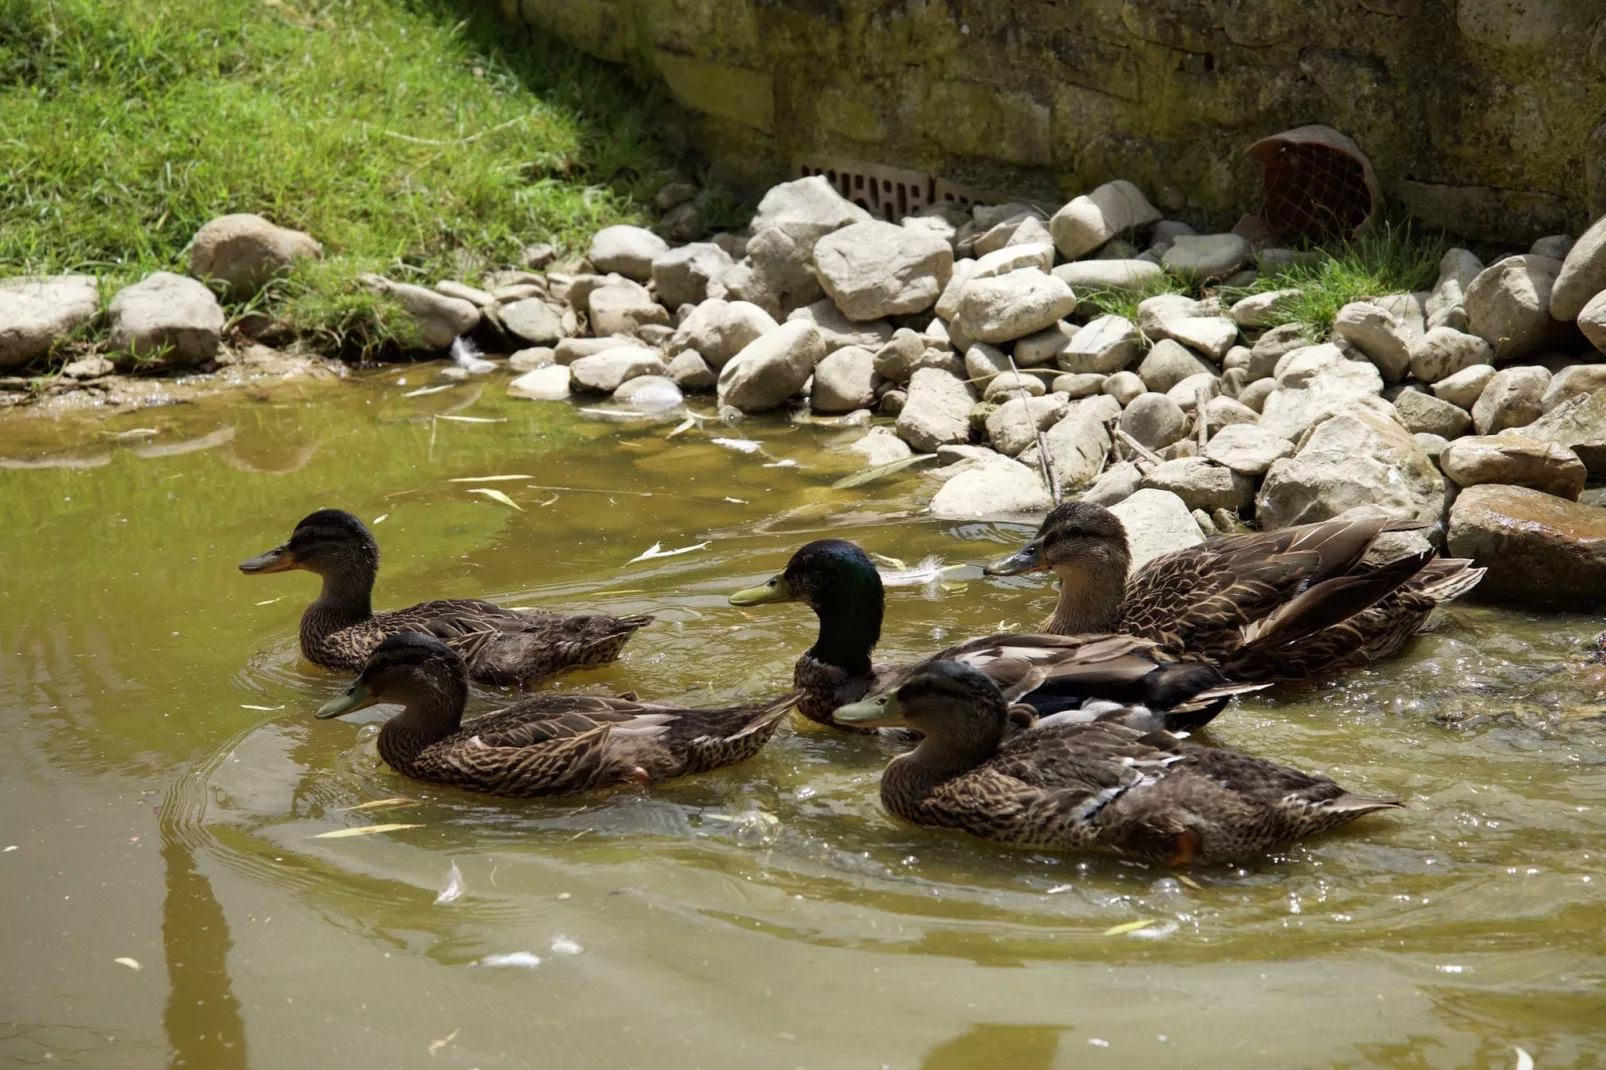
[7,178,1606,607]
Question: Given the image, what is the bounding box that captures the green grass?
[1078,272,1194,325]
[0,0,674,358]
[1224,222,1450,336]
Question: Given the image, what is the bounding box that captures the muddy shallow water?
[1,366,1603,1069]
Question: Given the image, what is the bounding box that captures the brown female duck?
[836,661,1402,865]
[985,502,1483,683]
[241,509,650,687]
[316,633,797,797]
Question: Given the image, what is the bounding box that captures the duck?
[984,501,1484,683]
[728,539,1260,735]
[241,508,651,687]
[315,633,799,797]
[835,660,1402,864]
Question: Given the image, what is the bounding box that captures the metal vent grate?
[796,155,932,221]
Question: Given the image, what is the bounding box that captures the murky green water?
[2,368,1603,1069]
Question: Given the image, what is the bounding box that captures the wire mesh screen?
[1249,126,1379,245]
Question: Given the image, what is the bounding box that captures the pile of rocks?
[485,176,1606,607]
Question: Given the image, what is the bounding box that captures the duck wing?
[402,603,653,687]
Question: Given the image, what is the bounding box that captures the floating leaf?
[466,488,522,511]
[428,1027,460,1056]
[723,497,748,504]
[254,597,282,606]
[312,823,424,839]
[110,428,160,440]
[436,414,506,424]
[549,935,583,955]
[1174,873,1204,891]
[435,861,465,905]
[114,957,142,971]
[1514,1048,1534,1070]
[1102,918,1163,936]
[403,384,454,397]
[710,437,762,454]
[831,453,935,489]
[372,514,389,525]
[667,416,697,438]
[535,495,559,506]
[870,553,908,570]
[627,541,709,564]
[341,797,414,812]
[476,951,541,968]
[762,458,798,468]
[239,704,284,712]
[448,474,531,482]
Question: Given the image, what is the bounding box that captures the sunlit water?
[1,367,1603,1069]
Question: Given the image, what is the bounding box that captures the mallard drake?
[729,539,1259,735]
[241,509,651,687]
[985,502,1484,683]
[836,661,1402,864]
[316,633,799,797]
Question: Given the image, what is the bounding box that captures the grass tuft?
[1078,273,1194,327]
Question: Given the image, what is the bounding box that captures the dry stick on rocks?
[1195,384,1211,450]
[1114,427,1164,471]
[1004,350,1061,505]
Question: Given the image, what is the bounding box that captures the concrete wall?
[501,0,1606,244]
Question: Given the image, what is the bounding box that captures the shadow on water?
[920,1023,1064,1069]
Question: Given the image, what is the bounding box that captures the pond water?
[1,367,1603,1069]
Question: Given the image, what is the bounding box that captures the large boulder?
[1135,293,1238,359]
[1257,406,1449,529]
[361,274,479,350]
[1447,484,1606,608]
[1255,343,1384,441]
[1136,339,1215,392]
[1034,398,1114,489]
[107,271,226,365]
[1203,422,1296,475]
[1408,326,1495,383]
[810,345,877,413]
[1049,180,1161,260]
[1579,291,1606,354]
[1516,387,1606,476]
[929,453,1051,519]
[499,298,567,345]
[1109,489,1204,569]
[986,393,1070,456]
[588,225,669,280]
[1464,254,1565,361]
[188,213,321,298]
[588,282,670,337]
[717,319,825,412]
[651,243,733,310]
[1425,247,1482,331]
[506,363,571,401]
[1541,364,1606,412]
[1549,214,1606,321]
[668,299,776,368]
[1059,315,1141,374]
[1014,321,1077,367]
[1438,434,1587,499]
[1433,363,1497,410]
[1471,365,1550,434]
[895,367,976,451]
[1394,388,1472,439]
[1333,301,1412,383]
[813,220,953,321]
[750,175,872,240]
[952,269,1077,344]
[788,299,895,352]
[569,347,665,392]
[614,375,684,410]
[1141,457,1254,511]
[1051,259,1164,291]
[723,224,826,315]
[1118,391,1188,450]
[667,350,716,392]
[0,275,100,367]
[1161,234,1252,281]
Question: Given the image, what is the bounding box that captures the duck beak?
[239,543,298,574]
[317,679,378,720]
[984,543,1044,576]
[835,689,902,727]
[729,574,792,606]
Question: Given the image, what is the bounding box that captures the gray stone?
[1229,288,1300,328]
[727,224,824,315]
[987,393,1071,455]
[1119,391,1188,450]
[359,275,478,350]
[669,299,777,368]
[1161,234,1252,281]
[953,268,1077,344]
[570,347,666,392]
[588,225,669,281]
[520,243,556,269]
[107,272,225,365]
[1204,422,1295,475]
[0,275,99,367]
[651,243,733,310]
[667,349,716,391]
[1530,234,1575,261]
[613,374,684,409]
[1414,432,1450,459]
[896,367,977,451]
[929,453,1051,519]
[812,220,953,321]
[589,283,670,337]
[1447,484,1606,608]
[788,299,894,352]
[1409,326,1495,383]
[974,213,1050,256]
[508,346,555,372]
[506,364,572,400]
[1375,292,1429,344]
[1222,346,1252,373]
[1014,321,1077,367]
[1049,180,1162,260]
[189,213,320,298]
[1333,301,1412,383]
[1516,388,1606,476]
[1103,370,1146,406]
[1108,489,1204,569]
[1257,343,1384,441]
[60,354,113,379]
[1167,371,1220,411]
[1550,214,1606,321]
[1438,434,1586,499]
[1137,338,1215,392]
[1426,248,1482,331]
[902,214,959,251]
[810,345,878,413]
[1541,363,1606,411]
[1249,322,1313,378]
[718,319,825,412]
[1580,291,1606,354]
[1150,220,1195,247]
[1202,395,1259,434]
[1142,457,1253,510]
[1050,259,1164,291]
[1080,461,1144,507]
[1135,294,1238,359]
[1433,363,1498,409]
[500,299,567,345]
[712,232,749,260]
[1035,399,1115,490]
[554,335,638,365]
[751,175,872,240]
[1059,315,1141,374]
[983,371,1046,403]
[1465,254,1565,361]
[1472,365,1550,434]
[848,426,914,466]
[871,328,925,382]
[1051,372,1107,398]
[1394,388,1472,438]
[879,388,907,416]
[1238,376,1275,412]
[1257,407,1448,529]
[964,342,1010,387]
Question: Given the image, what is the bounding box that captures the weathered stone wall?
[501,0,1606,244]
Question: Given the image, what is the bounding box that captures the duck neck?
[300,564,376,642]
[376,683,466,772]
[1047,561,1127,635]
[805,584,882,679]
[881,708,1005,814]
